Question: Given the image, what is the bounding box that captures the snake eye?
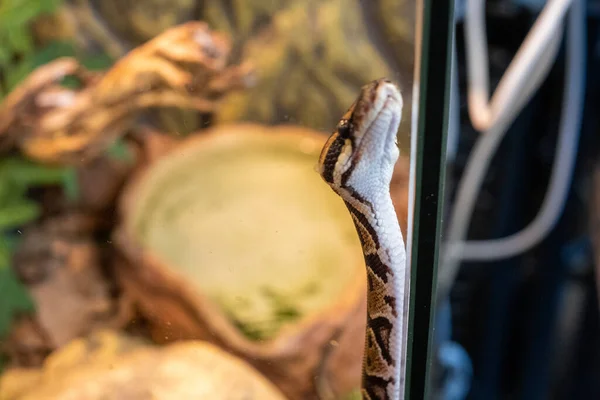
[337,119,351,139]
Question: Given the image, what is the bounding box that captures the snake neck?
[343,190,406,400]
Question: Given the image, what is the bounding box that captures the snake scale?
[318,78,407,400]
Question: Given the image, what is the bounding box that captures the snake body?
[318,78,406,400]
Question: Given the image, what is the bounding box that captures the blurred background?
[0,0,598,399]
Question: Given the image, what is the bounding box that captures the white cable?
[460,0,584,260]
[442,25,562,266]
[465,0,573,132]
[438,0,585,300]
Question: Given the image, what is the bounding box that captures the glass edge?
[405,0,455,398]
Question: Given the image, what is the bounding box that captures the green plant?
[0,0,116,348]
[0,0,114,98]
[0,2,131,377]
[0,158,78,372]
[0,157,76,337]
[0,0,65,96]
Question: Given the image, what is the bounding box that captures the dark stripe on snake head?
[320,135,346,184]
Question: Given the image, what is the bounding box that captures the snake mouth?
[351,81,403,166]
[381,95,402,152]
[317,78,403,186]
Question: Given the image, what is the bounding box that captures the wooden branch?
[0,22,255,165]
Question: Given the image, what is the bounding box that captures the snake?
[317,78,407,400]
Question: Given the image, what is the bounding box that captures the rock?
[0,330,287,400]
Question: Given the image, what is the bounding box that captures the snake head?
[318,78,403,197]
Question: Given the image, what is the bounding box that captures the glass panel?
[405,0,454,398]
[436,1,593,400]
[0,1,446,400]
